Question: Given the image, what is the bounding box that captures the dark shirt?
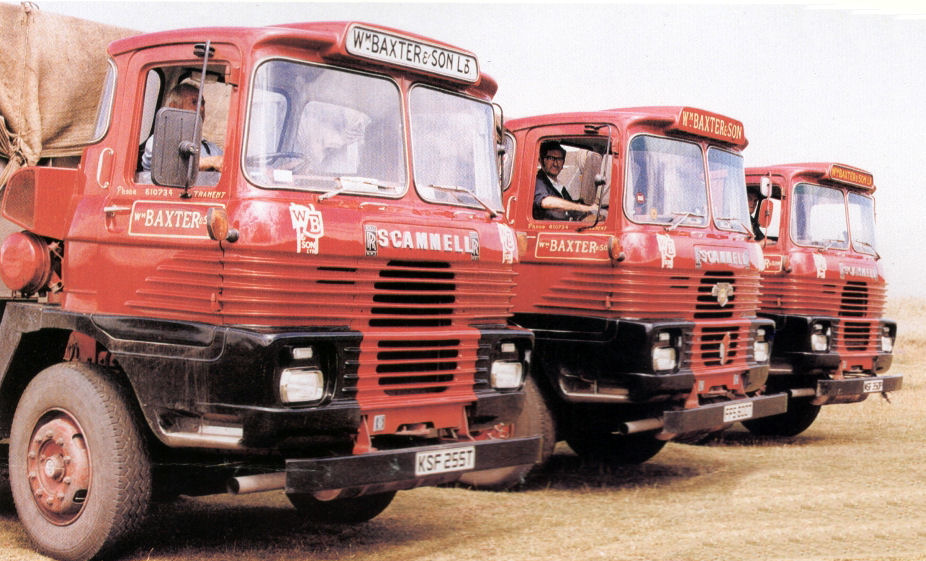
[533,170,572,220]
[750,212,765,241]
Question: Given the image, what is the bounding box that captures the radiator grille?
[370,261,462,397]
[837,321,876,352]
[695,271,736,319]
[840,281,869,317]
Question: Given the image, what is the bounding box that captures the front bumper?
[517,313,771,404]
[813,373,903,405]
[285,436,541,494]
[658,392,789,438]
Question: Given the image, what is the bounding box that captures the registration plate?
[723,401,754,423]
[863,379,884,393]
[415,446,475,476]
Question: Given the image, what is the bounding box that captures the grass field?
[2,298,923,561]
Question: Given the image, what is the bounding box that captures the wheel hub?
[26,413,91,524]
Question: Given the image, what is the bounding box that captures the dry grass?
[2,297,924,561]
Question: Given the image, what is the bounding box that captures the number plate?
[863,379,884,393]
[723,401,754,423]
[415,446,475,476]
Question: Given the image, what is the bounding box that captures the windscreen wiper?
[319,177,394,201]
[716,216,753,237]
[428,184,498,218]
[854,240,881,259]
[666,211,704,231]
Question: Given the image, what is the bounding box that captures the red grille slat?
[534,265,762,320]
[760,276,886,318]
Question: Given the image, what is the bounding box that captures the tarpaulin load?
[0,2,136,186]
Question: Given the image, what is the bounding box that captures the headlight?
[279,367,325,404]
[810,322,830,352]
[490,361,524,389]
[754,327,770,363]
[652,346,678,372]
[881,325,894,353]
[652,331,679,372]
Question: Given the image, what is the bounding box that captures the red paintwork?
[747,163,886,371]
[506,107,763,399]
[3,22,520,446]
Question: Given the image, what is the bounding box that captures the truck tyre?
[456,376,555,490]
[566,430,667,464]
[0,442,11,511]
[742,399,821,437]
[9,362,151,561]
[288,491,396,524]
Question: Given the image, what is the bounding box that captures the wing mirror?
[150,107,201,189]
[758,198,774,229]
[759,176,772,198]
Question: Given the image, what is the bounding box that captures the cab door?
[509,124,613,264]
[82,42,239,321]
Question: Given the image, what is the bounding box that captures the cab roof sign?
[827,164,874,189]
[345,24,479,83]
[672,107,747,148]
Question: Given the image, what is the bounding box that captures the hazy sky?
[31,1,926,297]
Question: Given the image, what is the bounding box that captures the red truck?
[743,163,901,435]
[0,11,538,561]
[499,107,787,468]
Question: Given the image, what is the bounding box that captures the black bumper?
[285,436,541,493]
[660,393,788,436]
[814,374,903,405]
[517,313,771,403]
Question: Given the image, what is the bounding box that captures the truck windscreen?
[707,147,751,234]
[409,86,502,210]
[848,192,878,255]
[791,183,849,250]
[624,135,707,227]
[244,59,405,195]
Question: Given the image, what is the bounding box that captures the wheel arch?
[0,326,71,439]
[0,304,150,444]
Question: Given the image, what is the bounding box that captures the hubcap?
[26,412,91,524]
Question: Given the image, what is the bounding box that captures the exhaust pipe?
[227,472,286,495]
[620,418,664,435]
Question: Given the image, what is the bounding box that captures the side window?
[532,138,608,222]
[501,132,515,191]
[751,185,782,243]
[135,65,231,187]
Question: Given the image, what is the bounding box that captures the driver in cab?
[533,140,599,221]
[141,82,223,172]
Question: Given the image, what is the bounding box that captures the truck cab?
[744,163,901,436]
[0,21,538,561]
[502,107,786,465]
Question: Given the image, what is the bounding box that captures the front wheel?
[9,362,151,561]
[456,377,556,490]
[566,430,667,464]
[742,398,821,437]
[0,442,11,511]
[288,491,396,524]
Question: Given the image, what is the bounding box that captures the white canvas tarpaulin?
[0,2,136,186]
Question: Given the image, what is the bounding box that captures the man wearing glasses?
[533,140,599,220]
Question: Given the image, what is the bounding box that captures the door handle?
[96,147,114,189]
